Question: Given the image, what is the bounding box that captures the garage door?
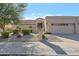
[51,24,74,34]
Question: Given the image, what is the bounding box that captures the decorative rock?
[9,33,13,37]
[17,32,23,38]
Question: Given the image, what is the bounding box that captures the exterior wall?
[5,24,16,30]
[20,20,37,33]
[44,19,47,32]
[75,17,79,33]
[46,16,76,23]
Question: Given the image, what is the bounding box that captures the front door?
[37,23,43,32]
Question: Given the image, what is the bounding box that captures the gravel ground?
[0,42,57,56]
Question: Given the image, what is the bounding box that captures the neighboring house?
[2,16,79,34]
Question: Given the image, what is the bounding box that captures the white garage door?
[51,24,74,34]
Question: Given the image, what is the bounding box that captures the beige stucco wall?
[5,24,16,31]
[75,17,79,33]
[46,16,76,23]
[20,20,37,33]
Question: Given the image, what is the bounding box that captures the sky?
[22,3,79,20]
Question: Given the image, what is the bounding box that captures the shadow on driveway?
[40,38,67,55]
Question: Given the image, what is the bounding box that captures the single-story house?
[2,16,79,34]
[21,16,79,34]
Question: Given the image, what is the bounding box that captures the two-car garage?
[51,23,75,34]
[46,16,78,34]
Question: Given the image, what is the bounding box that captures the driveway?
[52,34,79,41]
[45,34,79,55]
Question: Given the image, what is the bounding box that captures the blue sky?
[22,3,79,20]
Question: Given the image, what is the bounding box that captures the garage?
[51,23,74,34]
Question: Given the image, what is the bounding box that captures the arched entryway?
[36,18,45,33]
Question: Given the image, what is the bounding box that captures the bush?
[42,34,45,39]
[26,28,32,33]
[13,29,19,34]
[22,28,32,35]
[1,31,11,38]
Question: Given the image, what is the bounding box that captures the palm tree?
[0,3,27,31]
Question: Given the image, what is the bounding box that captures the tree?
[0,3,27,31]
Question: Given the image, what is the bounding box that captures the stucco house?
[19,16,79,34]
[3,16,79,34]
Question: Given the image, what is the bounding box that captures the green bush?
[27,28,32,33]
[13,29,19,34]
[42,34,45,39]
[22,28,32,35]
[1,31,10,38]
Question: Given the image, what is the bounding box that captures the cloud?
[44,14,63,16]
[23,15,41,20]
[23,13,63,20]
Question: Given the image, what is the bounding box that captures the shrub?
[26,28,32,33]
[42,34,45,39]
[1,31,10,38]
[22,28,32,35]
[22,29,29,35]
[13,29,19,34]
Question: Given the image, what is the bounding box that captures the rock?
[9,33,13,37]
[17,33,23,38]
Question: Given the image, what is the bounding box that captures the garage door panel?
[51,24,74,34]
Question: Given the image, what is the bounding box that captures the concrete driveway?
[45,34,79,55]
[53,34,79,41]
